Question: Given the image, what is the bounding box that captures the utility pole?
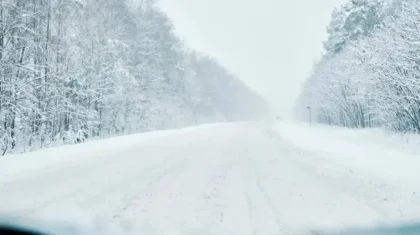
[307,106,312,127]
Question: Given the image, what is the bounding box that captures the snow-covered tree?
[324,0,389,54]
[296,0,420,133]
[0,0,268,155]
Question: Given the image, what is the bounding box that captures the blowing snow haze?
[4,1,420,235]
[0,0,270,153]
[159,0,346,116]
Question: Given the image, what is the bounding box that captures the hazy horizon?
[159,0,347,117]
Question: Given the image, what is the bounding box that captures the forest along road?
[0,122,418,235]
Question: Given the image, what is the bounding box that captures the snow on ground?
[276,121,420,225]
[276,121,420,186]
[0,121,419,235]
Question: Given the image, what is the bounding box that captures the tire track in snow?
[255,178,285,235]
[191,162,231,233]
[110,157,192,221]
[241,169,259,235]
[2,152,192,223]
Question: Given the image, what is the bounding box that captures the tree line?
[0,0,268,154]
[296,0,420,133]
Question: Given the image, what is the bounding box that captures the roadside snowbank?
[275,121,420,189]
[0,123,229,181]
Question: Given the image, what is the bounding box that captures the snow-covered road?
[0,122,419,235]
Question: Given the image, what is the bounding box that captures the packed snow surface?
[0,121,419,234]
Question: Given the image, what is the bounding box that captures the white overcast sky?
[158,0,346,116]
